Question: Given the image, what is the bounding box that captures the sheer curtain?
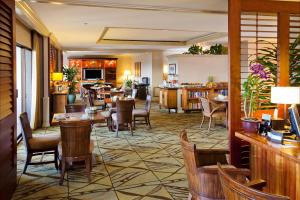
[30,32,43,129]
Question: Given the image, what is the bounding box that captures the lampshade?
[271,87,300,104]
[52,72,63,81]
[124,70,131,76]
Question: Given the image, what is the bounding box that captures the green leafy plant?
[124,79,132,88]
[242,63,273,119]
[183,43,227,55]
[63,65,79,94]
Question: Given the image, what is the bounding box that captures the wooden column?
[278,13,290,118]
[228,0,242,166]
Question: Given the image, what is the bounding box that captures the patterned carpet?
[12,102,228,200]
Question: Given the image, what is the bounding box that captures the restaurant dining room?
[1,0,300,200]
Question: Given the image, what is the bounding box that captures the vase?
[67,94,76,104]
[241,118,260,133]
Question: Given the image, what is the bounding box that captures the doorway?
[16,46,32,141]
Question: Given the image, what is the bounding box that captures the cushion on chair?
[133,109,147,116]
[111,113,117,122]
[28,134,60,151]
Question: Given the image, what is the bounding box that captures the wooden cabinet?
[159,88,178,113]
[52,92,68,114]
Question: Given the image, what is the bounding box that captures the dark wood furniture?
[217,163,289,200]
[65,104,86,113]
[87,90,105,109]
[133,95,152,128]
[180,130,249,200]
[51,111,107,126]
[236,132,300,199]
[0,0,17,199]
[20,112,60,174]
[135,84,149,100]
[200,97,226,131]
[68,58,117,88]
[112,99,134,137]
[159,88,178,113]
[59,120,93,185]
[52,91,68,113]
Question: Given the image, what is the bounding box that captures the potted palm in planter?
[63,65,79,104]
[242,63,273,133]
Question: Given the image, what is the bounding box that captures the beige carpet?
[13,102,228,200]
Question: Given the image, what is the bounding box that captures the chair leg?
[54,148,59,170]
[129,123,133,136]
[200,115,205,128]
[86,156,91,182]
[59,159,66,185]
[147,116,152,129]
[208,117,212,131]
[116,123,119,137]
[133,116,136,129]
[23,153,32,174]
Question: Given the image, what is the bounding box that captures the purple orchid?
[250,63,270,80]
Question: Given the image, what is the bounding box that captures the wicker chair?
[133,95,152,128]
[218,163,289,200]
[200,97,226,131]
[111,99,134,137]
[65,104,86,113]
[180,130,250,200]
[59,120,94,185]
[19,112,60,173]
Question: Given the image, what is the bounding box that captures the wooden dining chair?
[200,97,226,131]
[217,163,289,200]
[111,99,134,137]
[180,130,250,200]
[133,95,152,128]
[88,89,105,109]
[59,120,94,185]
[19,112,60,173]
[65,104,86,113]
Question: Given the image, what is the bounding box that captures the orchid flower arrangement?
[242,63,273,119]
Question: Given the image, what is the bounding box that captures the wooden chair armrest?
[245,179,266,191]
[224,168,250,177]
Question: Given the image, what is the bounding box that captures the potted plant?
[63,65,79,104]
[242,63,273,133]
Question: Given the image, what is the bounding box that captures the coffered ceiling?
[17,0,229,52]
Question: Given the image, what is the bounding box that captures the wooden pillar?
[228,0,242,166]
[278,13,290,117]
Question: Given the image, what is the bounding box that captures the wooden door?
[0,0,17,199]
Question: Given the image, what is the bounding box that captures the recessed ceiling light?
[84,22,88,25]
[50,1,63,5]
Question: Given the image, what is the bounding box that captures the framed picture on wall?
[169,64,176,75]
[134,62,141,77]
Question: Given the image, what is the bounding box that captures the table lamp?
[271,86,300,122]
[52,72,63,92]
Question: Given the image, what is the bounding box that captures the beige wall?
[167,54,228,84]
[16,19,32,49]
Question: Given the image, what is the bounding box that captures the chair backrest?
[145,95,152,113]
[59,120,92,158]
[88,90,95,107]
[180,130,228,199]
[180,130,200,193]
[65,104,86,113]
[217,163,290,200]
[116,99,134,124]
[19,112,33,150]
[200,97,212,116]
[132,88,138,99]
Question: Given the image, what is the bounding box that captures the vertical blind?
[0,2,13,121]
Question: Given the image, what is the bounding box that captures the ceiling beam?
[186,32,228,45]
[23,0,228,15]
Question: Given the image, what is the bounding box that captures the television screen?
[83,69,103,80]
